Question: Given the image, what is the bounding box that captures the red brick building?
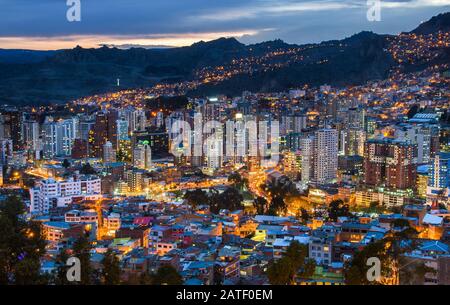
[364,137,417,189]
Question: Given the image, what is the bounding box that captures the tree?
[0,196,47,285]
[267,241,313,285]
[385,222,420,285]
[399,260,436,285]
[184,189,209,209]
[72,235,92,285]
[300,259,316,278]
[220,187,244,211]
[263,177,298,200]
[62,159,71,169]
[267,257,293,285]
[327,199,350,222]
[151,265,183,285]
[213,264,224,285]
[80,163,97,175]
[54,248,72,285]
[138,271,154,285]
[228,172,248,190]
[101,249,121,285]
[344,222,420,285]
[209,187,243,214]
[299,208,310,224]
[344,239,388,285]
[407,104,419,119]
[253,196,268,215]
[267,196,287,216]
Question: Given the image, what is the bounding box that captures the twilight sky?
[0,0,449,50]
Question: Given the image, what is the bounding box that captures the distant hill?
[190,31,394,96]
[0,49,58,64]
[411,12,450,35]
[0,12,449,106]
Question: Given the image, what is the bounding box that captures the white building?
[133,143,152,170]
[42,116,78,158]
[103,141,116,163]
[78,116,95,141]
[116,119,129,141]
[300,136,314,189]
[22,120,40,151]
[29,175,102,214]
[281,114,306,135]
[0,138,13,165]
[395,124,434,164]
[309,236,333,266]
[300,128,338,187]
[123,108,146,133]
[315,128,338,184]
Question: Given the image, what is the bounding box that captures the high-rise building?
[57,118,78,157]
[123,108,147,133]
[42,117,58,159]
[125,169,145,193]
[285,132,302,152]
[107,110,119,148]
[117,118,129,134]
[281,114,307,135]
[103,141,116,163]
[0,109,22,150]
[347,107,365,129]
[364,137,417,190]
[427,151,450,207]
[429,151,450,190]
[133,142,152,170]
[78,116,95,141]
[71,139,89,159]
[315,129,339,185]
[116,119,130,148]
[22,120,40,151]
[90,113,108,158]
[0,139,13,165]
[416,165,429,199]
[283,150,301,179]
[156,111,164,128]
[300,128,338,187]
[133,130,169,155]
[365,116,378,136]
[201,100,221,121]
[395,124,438,164]
[340,128,366,157]
[42,117,78,159]
[300,136,315,189]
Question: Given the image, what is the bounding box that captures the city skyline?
[0,2,449,290]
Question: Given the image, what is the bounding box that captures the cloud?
[196,0,450,22]
[195,0,361,21]
[0,0,448,49]
[0,30,262,50]
[381,0,450,8]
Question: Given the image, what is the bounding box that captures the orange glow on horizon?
[0,31,259,50]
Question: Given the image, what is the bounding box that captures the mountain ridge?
[0,12,448,105]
